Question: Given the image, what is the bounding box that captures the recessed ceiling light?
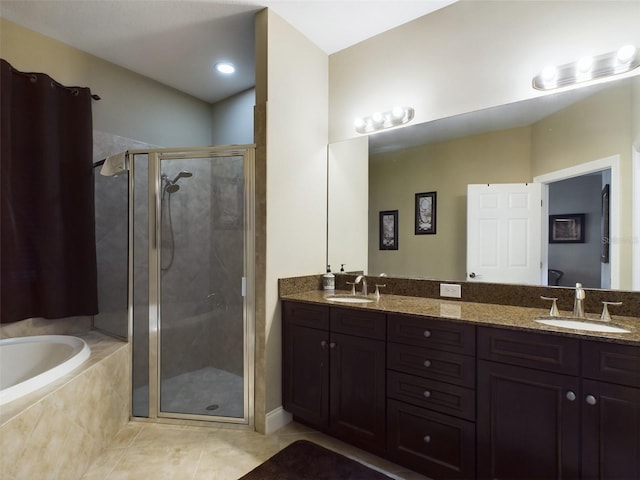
[215,63,235,74]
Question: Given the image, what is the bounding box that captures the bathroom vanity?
[281,290,640,479]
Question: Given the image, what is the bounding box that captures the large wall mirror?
[327,74,639,291]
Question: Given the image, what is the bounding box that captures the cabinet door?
[282,323,329,428]
[581,379,640,479]
[329,332,386,454]
[477,360,580,479]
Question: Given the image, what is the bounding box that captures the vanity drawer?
[388,342,475,388]
[388,370,475,421]
[387,399,475,479]
[283,301,329,330]
[388,314,475,355]
[331,307,386,340]
[478,327,579,375]
[582,340,640,388]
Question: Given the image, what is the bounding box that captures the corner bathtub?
[0,335,91,406]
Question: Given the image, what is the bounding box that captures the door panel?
[467,183,542,284]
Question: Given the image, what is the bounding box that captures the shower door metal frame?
[129,145,255,427]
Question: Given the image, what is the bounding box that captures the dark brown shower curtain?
[1,59,98,324]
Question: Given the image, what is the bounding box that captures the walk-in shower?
[123,146,255,426]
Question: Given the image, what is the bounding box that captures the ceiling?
[0,0,457,104]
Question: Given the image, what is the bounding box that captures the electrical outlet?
[440,283,462,299]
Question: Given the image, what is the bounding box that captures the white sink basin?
[326,295,374,304]
[535,317,630,333]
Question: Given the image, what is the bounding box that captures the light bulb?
[372,112,384,124]
[576,56,593,73]
[391,106,405,119]
[354,117,365,129]
[617,45,636,64]
[541,64,558,83]
[215,63,235,74]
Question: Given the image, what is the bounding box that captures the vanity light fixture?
[533,45,639,90]
[354,106,415,134]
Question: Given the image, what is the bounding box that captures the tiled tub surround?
[0,331,130,480]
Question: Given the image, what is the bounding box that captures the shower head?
[170,171,193,184]
[162,171,193,194]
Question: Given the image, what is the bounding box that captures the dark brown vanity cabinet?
[580,341,640,479]
[282,301,387,454]
[283,300,639,479]
[477,327,640,480]
[386,314,477,479]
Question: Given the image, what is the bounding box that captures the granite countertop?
[281,290,640,346]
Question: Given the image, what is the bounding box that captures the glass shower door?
[139,148,253,424]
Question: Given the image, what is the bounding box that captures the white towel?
[100,151,128,176]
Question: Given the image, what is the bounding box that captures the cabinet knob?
[566,391,576,401]
[320,340,327,348]
[423,390,431,398]
[423,330,432,338]
[423,360,431,368]
[585,395,597,406]
[329,342,336,349]
[423,435,431,444]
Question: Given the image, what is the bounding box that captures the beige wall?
[329,0,640,143]
[1,18,213,147]
[369,126,532,280]
[256,9,329,426]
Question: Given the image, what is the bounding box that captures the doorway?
[535,155,619,289]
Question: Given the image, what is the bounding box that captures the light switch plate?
[440,283,462,298]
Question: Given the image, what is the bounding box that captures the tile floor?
[81,420,431,480]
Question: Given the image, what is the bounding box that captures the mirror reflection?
[328,75,639,291]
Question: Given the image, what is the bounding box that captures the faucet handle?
[345,282,356,295]
[374,284,386,299]
[600,301,622,322]
[540,296,560,317]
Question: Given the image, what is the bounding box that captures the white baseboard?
[265,406,292,434]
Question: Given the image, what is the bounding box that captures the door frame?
[533,155,620,289]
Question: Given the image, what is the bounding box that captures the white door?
[467,183,542,285]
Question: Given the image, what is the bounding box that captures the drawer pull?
[423,360,431,368]
[423,390,431,398]
[423,435,431,444]
[423,330,432,338]
[329,342,336,349]
[566,391,576,401]
[585,395,597,406]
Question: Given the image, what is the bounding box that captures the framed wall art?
[549,213,585,243]
[379,210,398,250]
[415,191,437,235]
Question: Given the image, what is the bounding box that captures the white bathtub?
[0,335,91,406]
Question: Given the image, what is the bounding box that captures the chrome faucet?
[354,275,368,296]
[573,282,585,318]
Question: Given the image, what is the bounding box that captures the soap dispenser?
[323,265,335,292]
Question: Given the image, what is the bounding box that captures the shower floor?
[132,366,244,419]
